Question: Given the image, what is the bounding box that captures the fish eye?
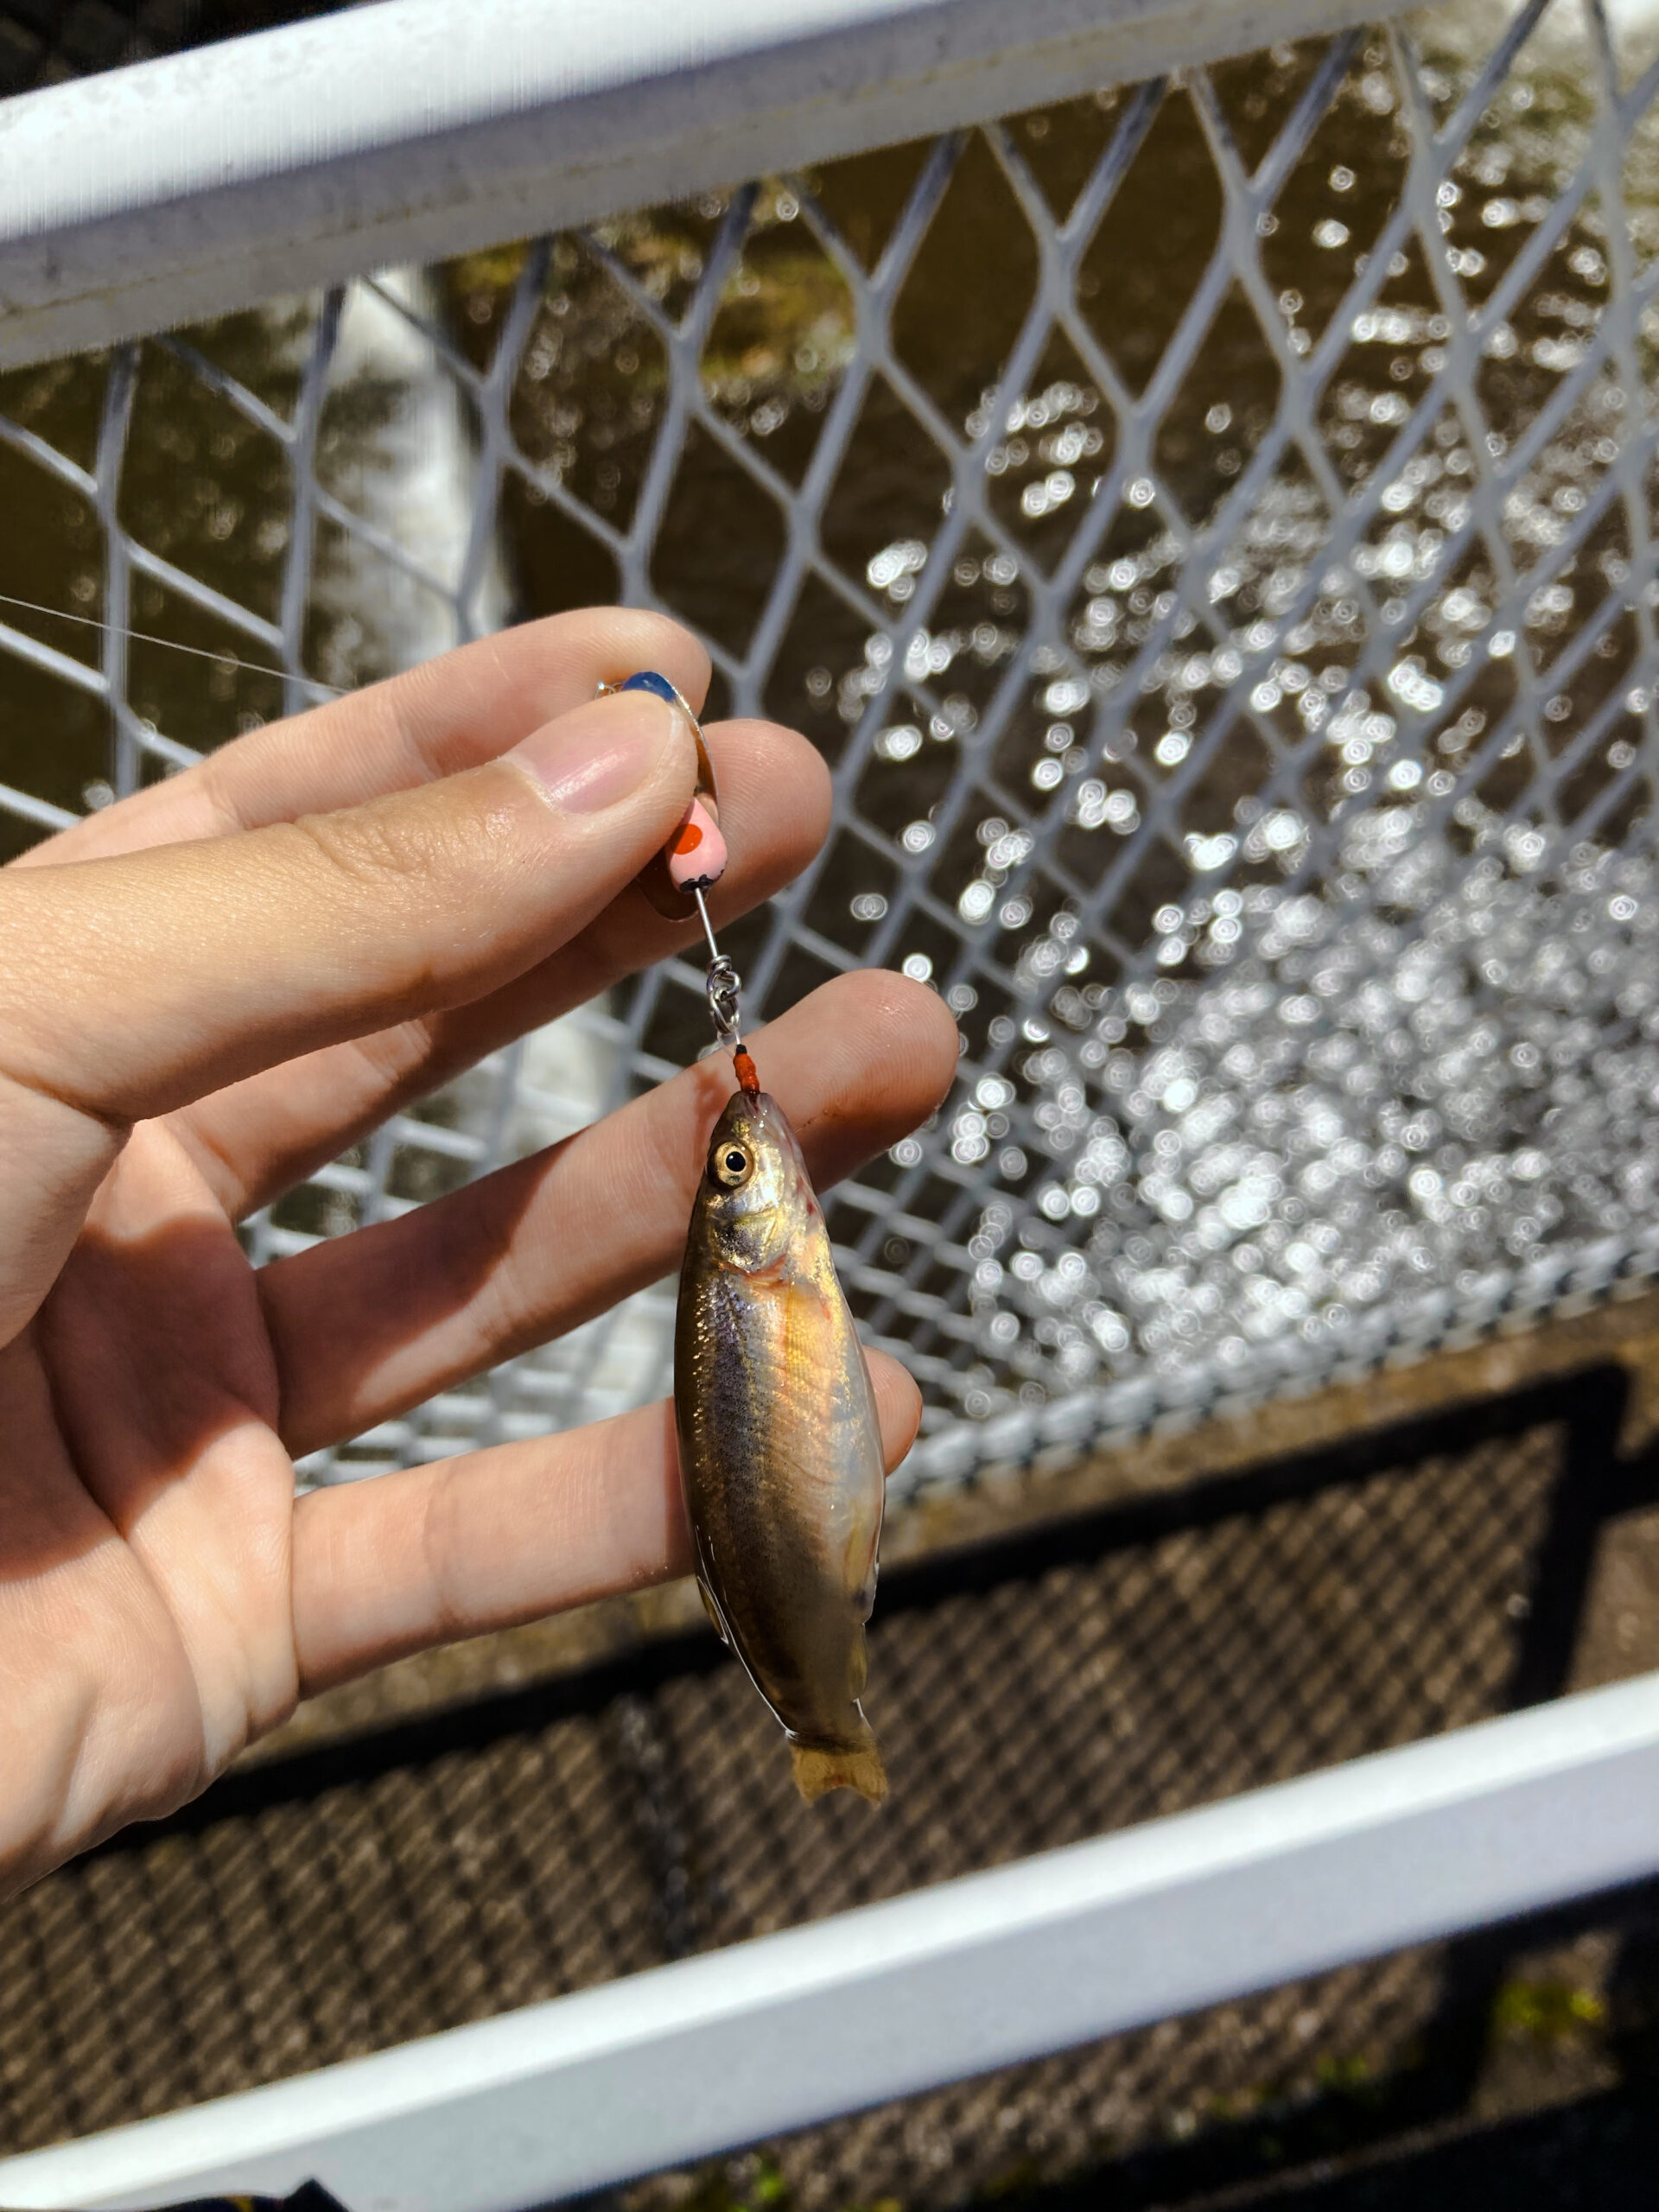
[713,1142,752,1189]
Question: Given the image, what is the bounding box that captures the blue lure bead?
[617,670,683,708]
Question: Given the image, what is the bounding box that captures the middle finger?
[258,969,960,1459]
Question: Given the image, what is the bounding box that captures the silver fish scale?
[3,0,1659,1491]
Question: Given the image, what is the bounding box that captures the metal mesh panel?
[0,1414,1564,2157]
[3,0,1659,1486]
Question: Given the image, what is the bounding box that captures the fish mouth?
[747,1090,807,1163]
[759,1099,817,1215]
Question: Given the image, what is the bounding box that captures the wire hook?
[603,670,756,1090]
[695,887,745,1047]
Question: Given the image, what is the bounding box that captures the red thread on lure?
[734,1047,760,1097]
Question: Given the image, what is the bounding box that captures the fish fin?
[696,1577,731,1647]
[791,1738,887,1806]
[854,1559,878,1624]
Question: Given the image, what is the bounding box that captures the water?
[3,0,1657,1475]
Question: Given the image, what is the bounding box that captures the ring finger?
[291,1353,924,1694]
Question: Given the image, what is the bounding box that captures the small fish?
[676,1067,887,1804]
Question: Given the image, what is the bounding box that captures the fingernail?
[667,797,728,891]
[508,693,677,813]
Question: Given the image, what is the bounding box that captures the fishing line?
[0,590,347,696]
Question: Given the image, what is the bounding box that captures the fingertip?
[505,686,694,823]
[868,1348,925,1474]
[823,967,963,1111]
[587,608,713,718]
[754,968,962,1195]
[705,718,833,861]
[889,973,964,1112]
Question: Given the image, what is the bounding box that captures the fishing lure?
[600,668,728,915]
[608,671,888,1804]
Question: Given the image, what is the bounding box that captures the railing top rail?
[2,1668,1656,2209]
[0,0,1402,370]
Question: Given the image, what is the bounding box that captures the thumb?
[0,686,693,1338]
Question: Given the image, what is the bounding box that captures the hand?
[0,611,957,1896]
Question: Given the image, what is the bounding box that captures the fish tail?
[791,1737,887,1806]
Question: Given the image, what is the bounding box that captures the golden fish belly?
[677,1229,883,1755]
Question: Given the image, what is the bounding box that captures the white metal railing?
[0,0,1391,370]
[4,0,1659,2198]
[1,1670,1656,2209]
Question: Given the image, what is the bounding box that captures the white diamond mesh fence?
[3,0,1659,1491]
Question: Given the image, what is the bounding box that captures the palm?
[0,613,955,1894]
[22,1121,293,1838]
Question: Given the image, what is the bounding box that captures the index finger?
[10,607,710,868]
